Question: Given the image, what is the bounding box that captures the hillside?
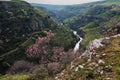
[31,3,66,10]
[62,0,120,46]
[54,34,120,80]
[31,0,120,23]
[1,0,120,80]
[0,0,76,76]
[30,0,120,80]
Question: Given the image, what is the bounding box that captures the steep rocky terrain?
[54,34,120,80]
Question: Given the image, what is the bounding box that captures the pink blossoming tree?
[52,47,66,62]
[26,32,55,61]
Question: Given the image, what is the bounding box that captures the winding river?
[73,31,83,53]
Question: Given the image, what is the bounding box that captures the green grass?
[0,35,35,61]
[101,1,120,6]
[11,0,21,2]
[0,76,4,80]
[0,74,29,80]
[81,25,103,46]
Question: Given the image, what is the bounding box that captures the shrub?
[47,62,62,75]
[26,33,55,57]
[29,65,49,80]
[51,47,74,64]
[7,60,34,74]
[26,32,55,64]
[26,33,55,64]
[52,47,65,62]
[116,68,120,75]
[30,65,48,75]
[60,49,75,64]
[86,70,94,78]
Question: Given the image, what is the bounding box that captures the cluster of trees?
[0,1,77,76]
[26,33,55,58]
[6,32,76,79]
[26,32,75,64]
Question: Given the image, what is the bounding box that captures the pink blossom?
[26,32,55,57]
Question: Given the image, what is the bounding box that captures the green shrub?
[29,65,49,80]
[7,60,34,74]
[116,68,120,75]
[0,74,29,80]
[86,70,94,78]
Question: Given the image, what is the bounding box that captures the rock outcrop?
[80,34,120,60]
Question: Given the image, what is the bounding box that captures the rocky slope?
[54,33,120,80]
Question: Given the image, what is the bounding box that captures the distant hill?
[31,3,66,10]
[31,0,120,46]
[31,1,106,22]
[63,0,120,45]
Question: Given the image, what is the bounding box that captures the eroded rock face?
[80,38,104,59]
[98,59,105,64]
[57,34,120,80]
[80,34,120,60]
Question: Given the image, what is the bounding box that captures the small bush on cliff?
[116,68,120,75]
[47,62,62,75]
[29,65,49,80]
[86,70,94,79]
[7,60,34,74]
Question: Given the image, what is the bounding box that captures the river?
[73,31,83,54]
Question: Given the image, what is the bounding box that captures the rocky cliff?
[55,33,120,80]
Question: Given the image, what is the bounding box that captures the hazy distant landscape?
[1,0,120,80]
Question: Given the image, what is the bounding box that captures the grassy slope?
[83,26,103,46]
[0,74,29,80]
[65,0,120,46]
[95,37,120,79]
[101,0,120,5]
